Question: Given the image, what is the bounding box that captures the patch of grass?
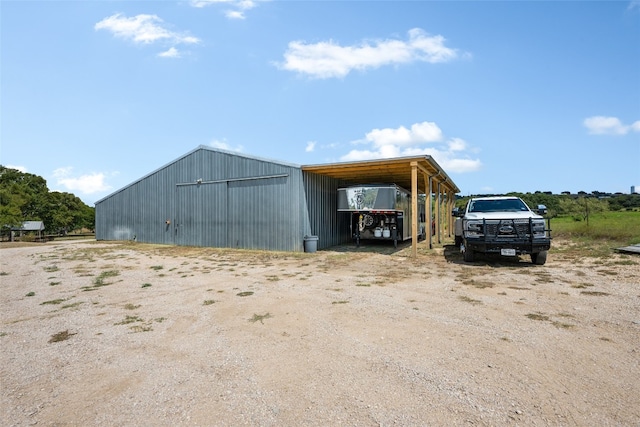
[332,300,349,305]
[141,283,152,288]
[130,325,153,332]
[581,291,610,296]
[26,291,35,297]
[203,299,216,305]
[114,315,142,325]
[535,273,554,284]
[356,283,371,287]
[61,301,83,309]
[0,272,9,276]
[552,211,640,245]
[150,265,164,270]
[0,332,7,337]
[608,259,638,266]
[596,269,618,276]
[266,275,280,281]
[552,321,575,329]
[43,265,59,272]
[249,313,273,324]
[571,283,594,289]
[526,312,550,321]
[236,291,254,297]
[458,295,482,305]
[93,270,119,287]
[462,279,494,289]
[41,298,67,305]
[49,281,61,286]
[49,330,76,343]
[124,303,141,310]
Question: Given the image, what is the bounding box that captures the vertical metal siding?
[302,172,351,249]
[96,147,308,251]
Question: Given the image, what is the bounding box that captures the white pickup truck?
[453,196,551,265]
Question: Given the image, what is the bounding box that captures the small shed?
[11,221,45,242]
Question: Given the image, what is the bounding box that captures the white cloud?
[158,47,181,58]
[447,137,467,152]
[5,164,28,173]
[190,0,258,19]
[340,121,481,173]
[95,14,200,46]
[583,116,640,135]
[366,121,443,147]
[52,167,112,195]
[209,139,244,152]
[277,28,463,79]
[628,1,640,11]
[305,141,316,152]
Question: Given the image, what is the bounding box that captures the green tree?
[0,166,95,235]
[558,197,608,224]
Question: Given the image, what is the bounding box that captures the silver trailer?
[337,184,425,248]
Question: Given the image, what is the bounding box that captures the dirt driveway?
[1,239,639,426]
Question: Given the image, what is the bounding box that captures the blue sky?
[2,0,639,205]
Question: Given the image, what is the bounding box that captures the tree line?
[0,166,95,235]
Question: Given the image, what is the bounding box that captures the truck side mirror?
[452,207,463,217]
[536,205,548,215]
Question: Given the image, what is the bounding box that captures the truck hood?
[464,211,543,220]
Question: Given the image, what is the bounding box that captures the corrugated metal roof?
[15,221,45,231]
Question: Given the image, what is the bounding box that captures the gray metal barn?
[95,146,459,253]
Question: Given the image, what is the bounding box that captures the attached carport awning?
[302,155,460,256]
[302,155,459,195]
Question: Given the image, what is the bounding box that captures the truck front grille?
[484,220,531,238]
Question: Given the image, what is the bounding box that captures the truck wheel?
[531,250,547,265]
[463,246,475,262]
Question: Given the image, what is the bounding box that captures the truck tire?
[531,250,547,265]
[462,245,475,262]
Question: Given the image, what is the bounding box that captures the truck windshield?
[468,199,528,213]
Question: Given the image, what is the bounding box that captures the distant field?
[551,211,640,245]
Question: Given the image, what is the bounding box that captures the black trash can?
[303,235,319,253]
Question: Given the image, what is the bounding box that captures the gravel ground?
[1,239,639,426]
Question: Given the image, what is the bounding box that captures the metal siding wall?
[96,147,307,251]
[302,172,351,249]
